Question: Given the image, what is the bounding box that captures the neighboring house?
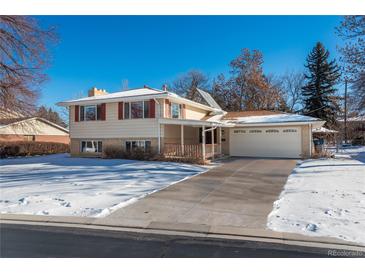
[57,86,324,159]
[0,111,69,144]
[337,116,365,145]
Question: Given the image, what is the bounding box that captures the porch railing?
[205,144,221,159]
[163,143,202,159]
[163,143,221,159]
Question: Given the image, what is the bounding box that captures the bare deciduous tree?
[279,71,305,112]
[0,16,56,117]
[229,48,283,111]
[337,15,365,111]
[170,70,210,103]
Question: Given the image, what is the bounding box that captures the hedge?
[0,141,70,158]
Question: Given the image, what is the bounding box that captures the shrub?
[0,141,69,158]
[102,145,123,159]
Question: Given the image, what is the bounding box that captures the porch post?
[158,122,161,154]
[218,127,222,155]
[212,127,215,160]
[202,125,206,161]
[180,124,184,155]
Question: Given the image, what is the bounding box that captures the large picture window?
[81,140,102,153]
[124,101,151,119]
[131,101,143,119]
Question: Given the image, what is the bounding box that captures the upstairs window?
[171,103,181,119]
[124,102,130,119]
[85,105,96,121]
[79,104,104,121]
[131,101,143,119]
[124,101,152,119]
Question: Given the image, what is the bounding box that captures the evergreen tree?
[35,105,67,128]
[302,42,341,126]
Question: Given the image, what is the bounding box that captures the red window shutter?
[149,99,155,118]
[169,102,172,118]
[118,102,123,120]
[101,103,106,120]
[75,105,79,122]
[182,104,186,119]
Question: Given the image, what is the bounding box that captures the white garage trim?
[229,126,302,158]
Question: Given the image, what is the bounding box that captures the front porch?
[160,120,223,161]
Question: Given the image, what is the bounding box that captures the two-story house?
[57,86,324,160]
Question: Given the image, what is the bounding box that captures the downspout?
[154,99,161,154]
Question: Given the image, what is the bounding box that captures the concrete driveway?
[103,157,297,231]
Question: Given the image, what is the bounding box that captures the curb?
[1,214,364,253]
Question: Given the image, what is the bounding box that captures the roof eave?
[230,120,325,127]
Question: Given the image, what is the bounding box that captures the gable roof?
[0,117,69,133]
[57,86,221,112]
[196,88,222,110]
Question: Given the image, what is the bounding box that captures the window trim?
[80,140,102,153]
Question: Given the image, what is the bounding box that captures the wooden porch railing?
[163,143,202,159]
[205,144,220,159]
[163,143,221,159]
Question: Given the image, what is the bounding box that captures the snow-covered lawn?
[0,154,208,218]
[267,146,365,245]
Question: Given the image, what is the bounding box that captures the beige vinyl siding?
[185,105,208,120]
[157,98,209,120]
[162,124,199,144]
[69,103,159,139]
[0,119,68,136]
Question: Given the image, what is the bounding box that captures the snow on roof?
[60,87,167,104]
[196,88,222,110]
[229,113,320,124]
[338,116,365,122]
[312,127,338,133]
[0,117,69,133]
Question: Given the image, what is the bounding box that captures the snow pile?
[267,146,365,245]
[0,154,209,218]
[233,113,319,124]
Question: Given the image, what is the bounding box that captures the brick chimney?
[88,87,108,97]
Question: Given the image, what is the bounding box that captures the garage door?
[229,127,302,158]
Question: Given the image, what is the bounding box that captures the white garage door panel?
[229,127,301,158]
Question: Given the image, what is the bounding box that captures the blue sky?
[37,16,343,109]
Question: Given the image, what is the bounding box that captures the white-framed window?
[80,140,102,153]
[171,103,181,119]
[124,101,150,119]
[125,140,151,151]
[80,105,102,121]
[249,130,262,133]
